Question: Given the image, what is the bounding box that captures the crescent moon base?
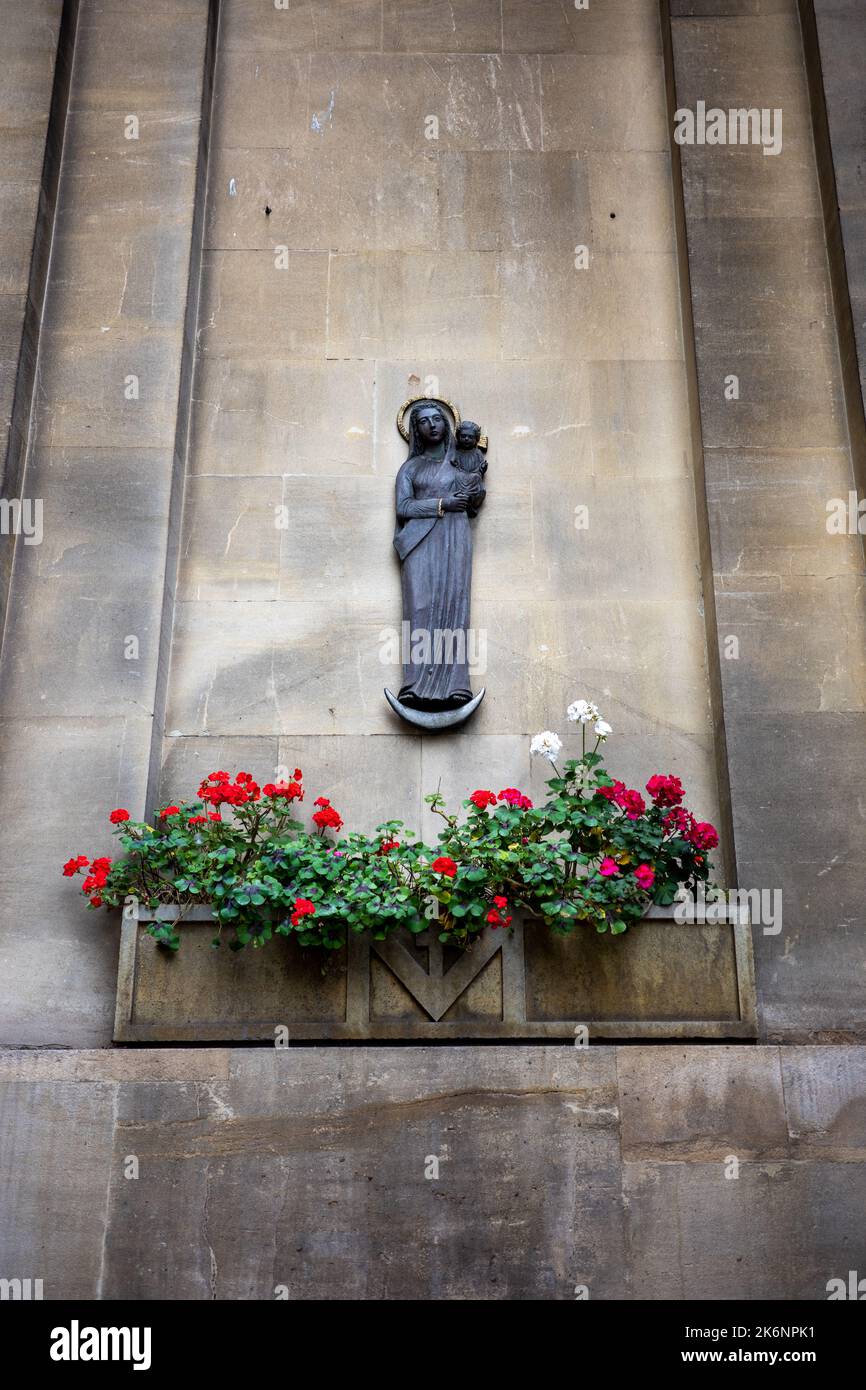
[383,687,486,730]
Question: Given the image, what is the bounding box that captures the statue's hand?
[443,493,469,512]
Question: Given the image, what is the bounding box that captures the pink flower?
[617,788,646,820]
[498,787,533,810]
[598,856,619,877]
[663,807,694,837]
[634,864,655,890]
[646,774,684,808]
[597,780,625,802]
[690,821,719,851]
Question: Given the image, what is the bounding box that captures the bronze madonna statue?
[384,397,487,730]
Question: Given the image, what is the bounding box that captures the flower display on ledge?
[62,705,719,953]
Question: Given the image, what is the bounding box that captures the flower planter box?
[114,903,756,1042]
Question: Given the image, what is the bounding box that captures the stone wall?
[0,0,212,1045]
[667,0,866,1040]
[2,1044,864,1300]
[1,0,866,1306]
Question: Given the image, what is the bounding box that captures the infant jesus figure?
[450,419,487,518]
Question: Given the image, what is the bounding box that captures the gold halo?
[396,395,461,442]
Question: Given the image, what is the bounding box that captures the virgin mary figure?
[393,401,483,711]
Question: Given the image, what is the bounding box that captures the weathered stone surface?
[197,250,329,361]
[3,1045,866,1300]
[0,1047,230,1082]
[3,0,856,1057]
[0,715,150,1046]
[525,924,745,1027]
[383,0,502,53]
[670,1,866,1037]
[743,860,866,1042]
[277,734,423,833]
[221,0,382,53]
[206,145,440,254]
[0,1,210,1046]
[327,251,502,360]
[0,1075,115,1300]
[725,715,866,1039]
[504,0,661,53]
[781,1046,866,1159]
[540,53,668,152]
[166,597,405,737]
[178,474,283,601]
[618,1046,788,1159]
[0,448,172,717]
[213,50,543,154]
[623,1158,866,1299]
[189,356,377,478]
[101,1047,624,1299]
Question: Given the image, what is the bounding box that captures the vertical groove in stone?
[145,0,222,817]
[659,0,740,893]
[798,0,866,562]
[0,0,75,658]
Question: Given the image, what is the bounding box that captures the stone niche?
[128,1,740,1042]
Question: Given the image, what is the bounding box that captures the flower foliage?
[63,708,718,952]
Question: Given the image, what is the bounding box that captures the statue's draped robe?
[393,449,479,708]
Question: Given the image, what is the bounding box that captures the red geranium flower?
[263,779,303,801]
[291,897,316,927]
[469,789,497,810]
[431,856,457,877]
[188,815,207,826]
[379,839,400,854]
[598,856,619,877]
[313,803,343,831]
[486,904,512,928]
[160,805,180,819]
[109,809,130,824]
[62,855,89,877]
[634,864,655,890]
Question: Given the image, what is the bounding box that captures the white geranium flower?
[530,730,563,763]
[594,719,612,740]
[567,698,600,724]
